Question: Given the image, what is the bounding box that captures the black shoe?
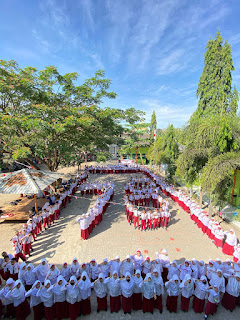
[160,310,163,313]
[97,309,99,313]
[124,312,126,315]
[105,308,107,311]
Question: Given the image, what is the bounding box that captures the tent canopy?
[0,169,63,195]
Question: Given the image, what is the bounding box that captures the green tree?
[150,111,157,143]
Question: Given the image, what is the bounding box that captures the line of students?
[8,173,88,262]
[76,181,114,240]
[1,250,240,319]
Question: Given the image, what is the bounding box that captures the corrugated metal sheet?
[0,169,63,195]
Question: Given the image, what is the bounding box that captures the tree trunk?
[199,186,203,209]
[139,148,144,165]
[209,196,213,216]
[135,147,138,164]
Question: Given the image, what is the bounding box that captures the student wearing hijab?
[156,249,170,282]
[209,269,225,294]
[193,276,209,313]
[36,279,55,320]
[204,285,220,319]
[76,271,91,315]
[152,268,164,313]
[52,275,68,320]
[122,255,134,276]
[167,260,179,280]
[70,258,80,278]
[0,278,15,318]
[140,273,156,314]
[141,257,152,279]
[198,260,206,278]
[180,274,194,311]
[132,270,143,310]
[109,256,122,276]
[25,280,44,320]
[60,262,71,281]
[89,259,100,282]
[99,258,110,278]
[33,258,49,283]
[61,276,80,320]
[22,263,37,291]
[6,279,30,320]
[91,273,108,312]
[104,271,121,313]
[120,272,135,314]
[222,229,238,256]
[221,272,240,311]
[165,275,180,313]
[179,260,192,281]
[131,250,144,272]
[190,259,199,280]
[46,264,60,285]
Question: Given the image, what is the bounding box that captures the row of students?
[76,181,114,240]
[87,164,140,174]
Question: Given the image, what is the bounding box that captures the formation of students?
[76,181,114,240]
[0,249,240,320]
[8,172,88,262]
[86,164,140,174]
[123,177,171,230]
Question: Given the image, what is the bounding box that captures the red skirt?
[44,305,55,320]
[193,296,205,313]
[81,229,89,240]
[110,296,121,312]
[181,295,190,311]
[222,242,234,256]
[56,301,68,320]
[214,238,223,248]
[166,295,178,313]
[142,296,154,313]
[162,267,168,282]
[221,292,236,311]
[132,293,142,310]
[122,296,132,313]
[233,256,238,263]
[33,303,44,320]
[68,302,80,320]
[81,298,91,315]
[97,296,107,311]
[154,295,163,311]
[205,301,217,315]
[15,299,31,320]
[6,303,15,318]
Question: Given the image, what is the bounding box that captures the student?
[141,257,152,279]
[89,259,100,282]
[12,241,26,262]
[167,260,179,280]
[179,274,194,312]
[6,279,30,320]
[46,264,60,285]
[61,276,80,320]
[36,280,55,320]
[76,271,91,315]
[91,273,108,312]
[132,270,143,311]
[60,262,71,282]
[131,250,144,272]
[221,272,240,311]
[0,278,15,318]
[9,258,19,280]
[152,268,164,313]
[70,259,80,278]
[33,258,49,283]
[22,263,37,291]
[25,280,44,320]
[109,256,122,276]
[120,272,134,314]
[140,210,147,231]
[204,285,220,319]
[192,276,209,313]
[165,275,180,313]
[222,230,238,256]
[99,258,110,278]
[122,256,134,276]
[140,273,156,314]
[52,275,68,320]
[104,271,121,313]
[179,260,192,281]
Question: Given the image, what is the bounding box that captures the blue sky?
[1,0,240,128]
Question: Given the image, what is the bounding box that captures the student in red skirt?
[76,271,91,315]
[6,279,30,320]
[61,276,80,320]
[9,258,19,280]
[132,270,143,310]
[152,268,164,313]
[221,272,240,312]
[52,275,68,320]
[204,285,220,319]
[192,276,209,313]
[120,272,135,314]
[104,271,121,313]
[140,273,156,314]
[0,278,15,318]
[222,229,238,256]
[36,279,55,320]
[25,280,44,320]
[165,275,180,313]
[179,274,194,311]
[91,273,108,312]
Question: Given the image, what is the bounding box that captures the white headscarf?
[10,279,26,299]
[71,258,80,274]
[78,271,91,291]
[120,272,134,297]
[52,275,67,295]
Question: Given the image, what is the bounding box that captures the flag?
[154,126,157,140]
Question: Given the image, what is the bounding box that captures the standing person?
[192,276,209,313]
[46,264,60,285]
[164,209,171,229]
[60,263,71,282]
[152,268,164,313]
[222,230,238,256]
[25,280,44,320]
[121,256,134,276]
[140,273,156,314]
[33,259,49,283]
[52,276,68,320]
[22,263,37,291]
[133,207,140,229]
[109,256,122,276]
[91,273,108,312]
[89,259,100,282]
[141,257,152,279]
[99,258,110,278]
[12,241,26,262]
[6,280,30,320]
[76,271,91,315]
[0,278,15,318]
[61,276,80,320]
[179,274,194,312]
[120,272,134,315]
[131,250,144,273]
[36,280,55,320]
[146,210,152,230]
[221,272,240,312]
[140,210,147,231]
[156,249,170,282]
[204,285,220,319]
[132,270,143,311]
[104,271,121,313]
[179,260,192,281]
[165,275,180,313]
